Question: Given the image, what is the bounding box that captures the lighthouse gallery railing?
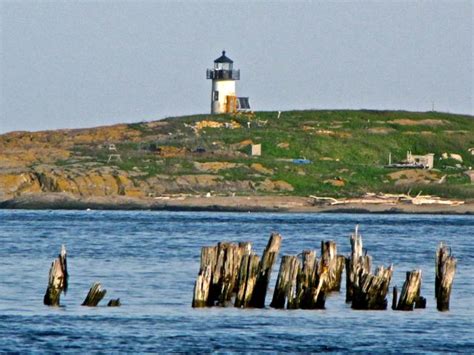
[206,69,240,80]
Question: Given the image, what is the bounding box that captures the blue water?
[0,210,473,352]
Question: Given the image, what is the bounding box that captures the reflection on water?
[0,211,473,352]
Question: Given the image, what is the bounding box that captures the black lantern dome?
[214,50,233,65]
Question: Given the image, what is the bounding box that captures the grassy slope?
[70,110,474,198]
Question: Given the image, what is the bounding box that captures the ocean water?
[0,210,473,353]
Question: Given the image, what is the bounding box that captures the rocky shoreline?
[1,193,473,214]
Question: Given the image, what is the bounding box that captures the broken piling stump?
[295,250,317,309]
[435,243,457,311]
[352,265,393,310]
[345,225,372,302]
[392,286,398,310]
[82,282,107,306]
[211,242,241,306]
[320,240,345,292]
[270,255,301,309]
[250,233,282,308]
[394,270,426,311]
[297,250,327,309]
[304,272,327,309]
[235,254,260,308]
[43,245,68,306]
[192,246,217,307]
[234,242,252,292]
[192,264,213,308]
[107,298,121,307]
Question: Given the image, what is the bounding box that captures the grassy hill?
[1,109,473,201]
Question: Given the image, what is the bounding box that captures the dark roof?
[214,50,233,64]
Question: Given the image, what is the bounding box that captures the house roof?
[214,50,233,64]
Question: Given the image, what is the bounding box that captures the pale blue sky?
[1,0,472,133]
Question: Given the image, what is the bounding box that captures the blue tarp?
[292,159,311,165]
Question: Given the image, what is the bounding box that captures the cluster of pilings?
[345,225,394,310]
[192,233,281,308]
[192,225,457,312]
[269,241,345,310]
[43,245,121,307]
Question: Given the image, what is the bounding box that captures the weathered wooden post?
[107,299,121,307]
[297,250,327,309]
[250,233,282,308]
[192,246,217,307]
[392,286,398,310]
[435,243,456,311]
[394,270,425,311]
[238,241,252,256]
[346,225,372,302]
[43,245,68,306]
[233,242,252,292]
[304,272,328,309]
[235,254,260,308]
[352,265,393,310]
[295,250,317,309]
[208,242,238,306]
[218,242,240,305]
[320,240,345,292]
[82,282,107,306]
[270,255,300,309]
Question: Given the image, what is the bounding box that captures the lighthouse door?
[226,95,237,113]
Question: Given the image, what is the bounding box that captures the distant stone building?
[250,144,261,156]
[406,151,434,169]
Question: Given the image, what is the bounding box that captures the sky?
[0,0,472,133]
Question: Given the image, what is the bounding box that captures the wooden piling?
[192,264,213,308]
[395,270,424,311]
[208,242,236,306]
[250,233,282,308]
[192,246,217,307]
[238,241,252,256]
[43,245,68,306]
[435,243,456,311]
[307,272,328,309]
[392,286,398,310]
[209,242,227,304]
[219,243,240,305]
[107,298,121,307]
[200,245,218,272]
[233,242,252,292]
[235,254,260,308]
[295,250,317,309]
[82,282,107,306]
[352,265,393,310]
[320,240,345,292]
[299,250,327,309]
[270,255,300,309]
[415,294,426,309]
[346,225,372,302]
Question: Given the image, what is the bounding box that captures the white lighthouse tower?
[207,51,246,114]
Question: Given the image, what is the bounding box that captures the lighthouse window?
[213,91,219,101]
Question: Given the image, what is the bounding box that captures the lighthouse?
[206,51,250,114]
